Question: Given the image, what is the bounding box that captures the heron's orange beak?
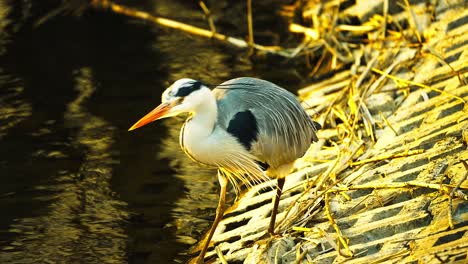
[128,102,172,131]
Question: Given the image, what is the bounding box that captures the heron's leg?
[197,171,228,263]
[268,177,285,234]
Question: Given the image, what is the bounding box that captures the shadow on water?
[0,1,146,262]
[0,0,299,263]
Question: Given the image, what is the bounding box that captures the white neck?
[180,89,219,165]
[189,89,217,136]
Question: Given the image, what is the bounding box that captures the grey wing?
[213,77,319,169]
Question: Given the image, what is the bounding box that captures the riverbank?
[193,1,468,263]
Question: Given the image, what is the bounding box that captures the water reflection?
[158,117,219,247]
[0,72,31,139]
[0,0,289,263]
[0,68,128,263]
[0,0,11,54]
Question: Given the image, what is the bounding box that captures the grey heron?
[128,77,319,263]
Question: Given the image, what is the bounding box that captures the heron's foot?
[269,231,283,238]
[258,229,282,241]
[267,225,284,237]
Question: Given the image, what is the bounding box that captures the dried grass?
[69,1,468,262]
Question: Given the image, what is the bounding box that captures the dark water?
[0,1,302,263]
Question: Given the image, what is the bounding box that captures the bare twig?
[278,140,362,230]
[424,46,467,86]
[381,0,389,39]
[372,68,466,103]
[90,0,291,56]
[215,246,228,264]
[402,0,422,44]
[379,111,398,136]
[247,0,255,55]
[349,149,424,167]
[325,192,353,257]
[294,244,309,264]
[336,180,468,199]
[199,1,216,35]
[449,160,468,229]
[290,23,320,40]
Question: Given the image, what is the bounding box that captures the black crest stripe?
[175,81,203,97]
[226,110,258,150]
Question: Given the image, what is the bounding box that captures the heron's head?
[128,78,210,131]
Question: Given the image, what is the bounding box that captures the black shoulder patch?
[175,81,203,97]
[227,110,258,150]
